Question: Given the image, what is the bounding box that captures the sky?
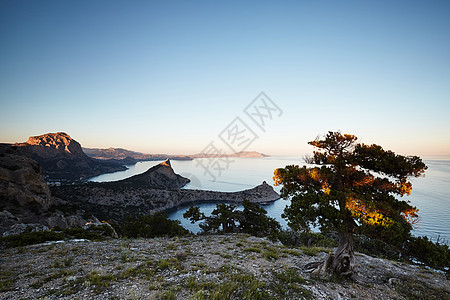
[1,0,449,156]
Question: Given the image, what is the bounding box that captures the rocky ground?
[1,234,448,300]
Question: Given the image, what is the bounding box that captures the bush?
[0,231,64,248]
[121,212,189,238]
[240,200,281,238]
[0,226,108,248]
[353,235,401,260]
[405,236,449,271]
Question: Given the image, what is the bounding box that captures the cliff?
[0,144,91,235]
[14,132,126,182]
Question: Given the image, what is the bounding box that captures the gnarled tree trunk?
[311,231,354,278]
[332,231,354,276]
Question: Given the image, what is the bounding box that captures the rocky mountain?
[51,160,279,223]
[117,159,190,189]
[14,132,126,182]
[83,147,192,161]
[0,144,91,235]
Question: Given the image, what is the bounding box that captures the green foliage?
[121,212,189,238]
[209,203,240,233]
[263,249,279,260]
[353,235,401,260]
[0,231,64,248]
[63,226,112,240]
[243,247,262,253]
[86,271,115,292]
[274,267,306,284]
[0,225,110,248]
[240,199,281,237]
[277,229,337,248]
[184,203,239,233]
[299,246,327,256]
[183,206,205,223]
[405,236,449,271]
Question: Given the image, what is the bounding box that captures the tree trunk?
[332,231,354,276]
[311,231,354,278]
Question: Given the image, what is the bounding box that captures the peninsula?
[51,159,280,223]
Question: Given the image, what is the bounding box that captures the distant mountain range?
[82,147,192,162]
[191,151,269,158]
[84,147,269,160]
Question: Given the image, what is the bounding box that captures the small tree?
[183,203,240,233]
[183,201,281,236]
[274,131,427,277]
[121,212,188,238]
[240,199,281,237]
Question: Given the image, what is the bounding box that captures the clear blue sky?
[1,0,449,156]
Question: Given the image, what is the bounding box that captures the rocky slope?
[0,144,91,235]
[51,160,279,223]
[117,159,190,189]
[1,234,448,299]
[14,132,126,182]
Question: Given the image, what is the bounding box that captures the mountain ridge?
[14,132,126,182]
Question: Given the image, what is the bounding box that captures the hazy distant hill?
[83,147,192,161]
[14,132,126,182]
[192,151,269,158]
[84,148,269,160]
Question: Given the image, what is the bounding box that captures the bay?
[89,156,450,243]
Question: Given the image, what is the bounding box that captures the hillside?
[1,234,448,299]
[14,132,126,182]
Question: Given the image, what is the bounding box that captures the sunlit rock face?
[14,132,126,182]
[24,132,85,159]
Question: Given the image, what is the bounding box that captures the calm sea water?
[89,156,450,243]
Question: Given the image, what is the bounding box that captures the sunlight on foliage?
[345,197,394,227]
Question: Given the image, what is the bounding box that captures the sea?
[89,156,450,244]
